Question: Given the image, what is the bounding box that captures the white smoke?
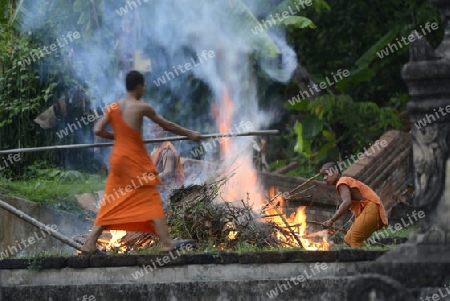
[20,0,298,201]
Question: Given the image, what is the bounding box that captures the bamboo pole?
[0,199,83,251]
[288,173,321,196]
[287,185,315,199]
[0,130,279,154]
[264,194,304,248]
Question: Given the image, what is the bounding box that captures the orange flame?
[218,86,234,159]
[213,84,265,207]
[265,187,330,251]
[107,230,127,252]
[214,84,328,250]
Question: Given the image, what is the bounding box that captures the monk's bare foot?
[80,243,97,253]
[161,239,175,251]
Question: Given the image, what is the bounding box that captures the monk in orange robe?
[147,123,185,207]
[320,162,388,248]
[80,70,201,253]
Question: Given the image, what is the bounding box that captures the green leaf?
[335,68,376,92]
[293,121,304,153]
[221,0,280,57]
[282,16,317,29]
[334,28,399,93]
[312,0,331,12]
[355,27,400,68]
[322,130,336,142]
[302,115,323,140]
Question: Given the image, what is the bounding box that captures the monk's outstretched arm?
[143,104,201,141]
[323,184,352,227]
[93,116,114,140]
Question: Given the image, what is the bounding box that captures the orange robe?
[336,177,388,248]
[94,102,164,233]
[151,142,184,187]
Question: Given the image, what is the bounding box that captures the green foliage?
[24,162,85,183]
[0,31,53,128]
[27,254,43,271]
[335,28,400,92]
[0,163,105,212]
[26,250,71,270]
[286,94,401,168]
[287,0,442,106]
[282,16,317,29]
[221,0,281,57]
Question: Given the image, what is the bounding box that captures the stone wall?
[0,195,92,258]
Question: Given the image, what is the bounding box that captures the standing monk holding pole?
[80,70,201,254]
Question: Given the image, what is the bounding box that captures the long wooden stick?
[0,199,83,251]
[288,173,321,195]
[0,130,279,154]
[264,195,304,248]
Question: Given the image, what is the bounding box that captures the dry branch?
[264,195,304,248]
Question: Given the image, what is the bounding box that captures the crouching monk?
[148,123,185,208]
[320,162,388,248]
[80,70,201,254]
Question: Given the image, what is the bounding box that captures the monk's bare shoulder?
[137,101,155,111]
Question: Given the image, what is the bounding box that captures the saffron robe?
[151,141,184,187]
[336,177,388,248]
[94,102,164,233]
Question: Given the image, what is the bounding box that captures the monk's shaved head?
[320,161,341,186]
[321,161,341,175]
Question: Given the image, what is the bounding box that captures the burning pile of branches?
[166,176,280,250]
[83,170,334,252]
[115,173,281,252]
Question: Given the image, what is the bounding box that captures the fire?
[218,86,233,159]
[228,229,238,240]
[213,85,266,208]
[293,207,330,251]
[107,230,127,252]
[265,187,330,251]
[213,83,329,251]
